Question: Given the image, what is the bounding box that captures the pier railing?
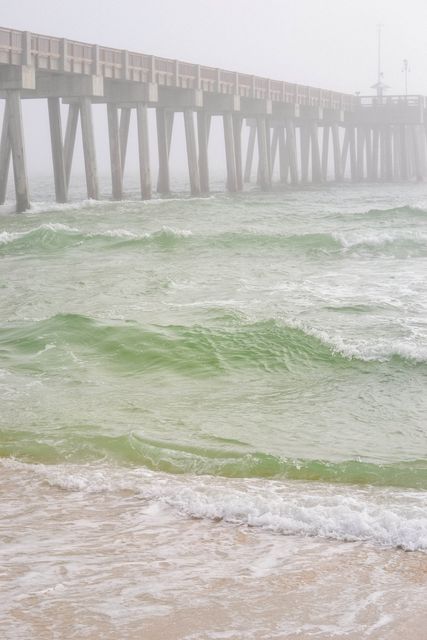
[0,26,358,111]
[359,95,427,108]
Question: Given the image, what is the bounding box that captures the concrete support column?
[341,128,349,179]
[156,108,171,195]
[244,125,256,183]
[310,122,322,183]
[372,127,380,181]
[119,107,131,178]
[80,97,99,200]
[223,112,238,192]
[300,124,310,184]
[136,103,151,199]
[0,101,11,205]
[411,125,423,181]
[278,127,288,183]
[348,125,357,181]
[265,121,272,182]
[48,97,67,203]
[322,125,330,182]
[331,124,343,182]
[183,109,201,196]
[415,124,427,180]
[197,111,210,193]
[270,127,279,177]
[7,90,30,212]
[392,126,401,181]
[379,127,387,181]
[107,103,123,200]
[286,119,298,184]
[384,126,393,181]
[356,126,365,181]
[64,103,79,192]
[365,127,374,181]
[256,115,271,190]
[233,114,243,191]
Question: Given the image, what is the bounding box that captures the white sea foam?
[0,223,79,244]
[285,318,427,363]
[96,228,138,239]
[3,460,426,552]
[333,229,427,249]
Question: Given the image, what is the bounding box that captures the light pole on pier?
[402,59,410,96]
[371,23,388,98]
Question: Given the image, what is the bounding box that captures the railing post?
[121,50,129,81]
[150,55,156,83]
[22,31,32,66]
[92,45,100,76]
[59,38,68,73]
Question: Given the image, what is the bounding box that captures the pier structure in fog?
[1,27,427,212]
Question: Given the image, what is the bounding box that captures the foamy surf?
[3,459,426,551]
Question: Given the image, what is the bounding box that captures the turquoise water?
[1,180,427,552]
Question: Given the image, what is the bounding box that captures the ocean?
[1,177,426,639]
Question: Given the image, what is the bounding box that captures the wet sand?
[1,463,427,639]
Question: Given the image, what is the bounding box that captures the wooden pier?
[1,27,427,211]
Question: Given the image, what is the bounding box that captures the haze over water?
[1,178,427,638]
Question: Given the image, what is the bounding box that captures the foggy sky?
[2,0,427,179]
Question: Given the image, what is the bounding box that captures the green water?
[1,183,426,488]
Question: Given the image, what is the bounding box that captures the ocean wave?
[0,223,194,252]
[2,217,427,257]
[333,228,427,250]
[0,314,425,376]
[1,431,427,490]
[363,204,427,218]
[1,220,426,256]
[2,458,427,551]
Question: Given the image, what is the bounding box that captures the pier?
[1,26,427,212]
